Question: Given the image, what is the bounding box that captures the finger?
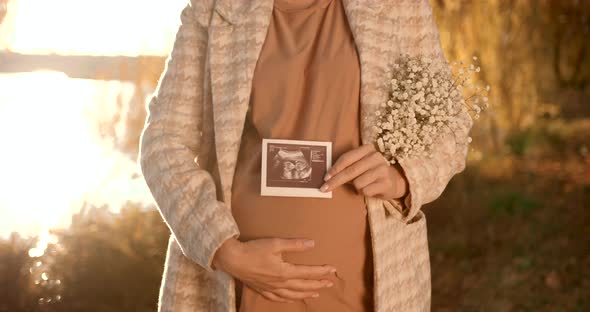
[324,143,376,181]
[360,180,387,198]
[281,262,336,280]
[352,164,388,191]
[274,278,334,291]
[321,151,384,192]
[273,288,320,301]
[259,289,296,303]
[271,238,316,254]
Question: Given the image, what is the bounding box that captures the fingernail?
[320,184,328,192]
[326,282,334,287]
[304,240,315,247]
[323,173,331,181]
[312,293,320,298]
[330,267,337,273]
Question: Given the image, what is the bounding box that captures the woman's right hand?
[211,237,337,303]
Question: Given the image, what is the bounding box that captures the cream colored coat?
[138,0,473,311]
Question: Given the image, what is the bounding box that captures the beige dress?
[231,0,374,310]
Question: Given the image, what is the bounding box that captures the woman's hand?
[212,237,337,303]
[320,143,409,200]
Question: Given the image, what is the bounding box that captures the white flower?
[373,54,489,163]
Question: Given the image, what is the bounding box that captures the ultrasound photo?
[261,138,332,198]
[271,148,312,181]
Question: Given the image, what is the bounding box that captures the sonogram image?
[271,148,312,181]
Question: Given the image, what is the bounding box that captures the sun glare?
[0,71,152,237]
[0,0,191,237]
[0,0,188,56]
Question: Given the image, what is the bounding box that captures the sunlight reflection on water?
[0,71,153,238]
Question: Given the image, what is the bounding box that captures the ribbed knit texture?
[138,0,473,311]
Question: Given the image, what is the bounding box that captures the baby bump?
[231,167,367,258]
[231,169,374,311]
[230,145,375,310]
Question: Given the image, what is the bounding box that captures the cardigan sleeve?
[382,0,474,223]
[138,0,241,273]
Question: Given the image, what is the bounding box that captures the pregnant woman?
[230,0,382,310]
[138,0,473,311]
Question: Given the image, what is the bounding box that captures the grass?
[426,155,590,311]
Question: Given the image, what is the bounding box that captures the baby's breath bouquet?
[373,53,491,164]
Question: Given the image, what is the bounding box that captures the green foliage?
[489,191,541,216]
[504,117,590,158]
[542,118,590,156]
[506,129,536,156]
[514,256,534,270]
[0,202,170,312]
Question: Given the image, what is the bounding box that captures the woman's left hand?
[320,143,409,200]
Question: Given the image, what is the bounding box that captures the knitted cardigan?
[138,0,473,311]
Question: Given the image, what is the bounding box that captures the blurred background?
[0,0,588,311]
